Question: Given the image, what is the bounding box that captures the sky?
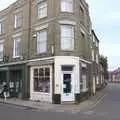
[86,0,120,71]
[0,0,120,71]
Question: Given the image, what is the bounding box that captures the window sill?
[60,49,74,52]
[60,11,74,14]
[37,16,47,21]
[13,26,22,30]
[32,91,50,95]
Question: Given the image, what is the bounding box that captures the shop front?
[0,63,27,99]
[29,58,54,103]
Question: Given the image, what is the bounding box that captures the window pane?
[44,77,50,93]
[33,67,50,93]
[34,68,38,76]
[45,68,50,76]
[14,12,22,28]
[0,21,5,34]
[38,2,47,19]
[61,0,73,12]
[0,43,3,59]
[39,68,44,76]
[34,78,39,91]
[61,25,74,50]
[13,37,21,57]
[37,30,47,53]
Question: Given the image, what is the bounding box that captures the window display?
[33,67,50,93]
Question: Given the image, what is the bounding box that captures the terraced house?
[0,0,97,104]
[91,30,104,95]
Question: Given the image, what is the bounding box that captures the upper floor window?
[13,36,21,58]
[37,30,47,53]
[93,35,95,43]
[61,0,73,13]
[0,21,5,35]
[96,52,99,63]
[0,41,4,60]
[14,12,22,29]
[96,76,99,85]
[96,41,99,47]
[60,25,74,50]
[37,1,47,19]
[92,49,94,61]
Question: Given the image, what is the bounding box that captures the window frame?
[0,40,4,61]
[14,12,22,29]
[13,36,21,58]
[0,20,5,35]
[32,66,52,94]
[37,29,47,54]
[60,0,74,13]
[92,49,95,61]
[80,64,88,92]
[60,24,74,51]
[37,0,47,19]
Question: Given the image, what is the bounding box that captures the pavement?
[0,87,107,113]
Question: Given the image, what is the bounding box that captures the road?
[0,83,120,120]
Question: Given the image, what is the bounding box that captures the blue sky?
[86,0,120,70]
[0,0,120,70]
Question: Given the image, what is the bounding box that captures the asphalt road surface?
[0,83,120,120]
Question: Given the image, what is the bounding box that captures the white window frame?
[13,36,21,58]
[32,66,51,93]
[60,25,74,51]
[37,30,47,53]
[0,40,4,61]
[61,0,73,13]
[14,12,22,28]
[37,1,47,19]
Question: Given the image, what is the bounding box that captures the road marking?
[89,93,108,110]
[84,110,95,115]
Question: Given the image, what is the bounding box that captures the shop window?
[33,67,50,93]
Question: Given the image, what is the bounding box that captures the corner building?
[0,0,93,104]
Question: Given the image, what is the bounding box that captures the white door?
[61,71,74,102]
